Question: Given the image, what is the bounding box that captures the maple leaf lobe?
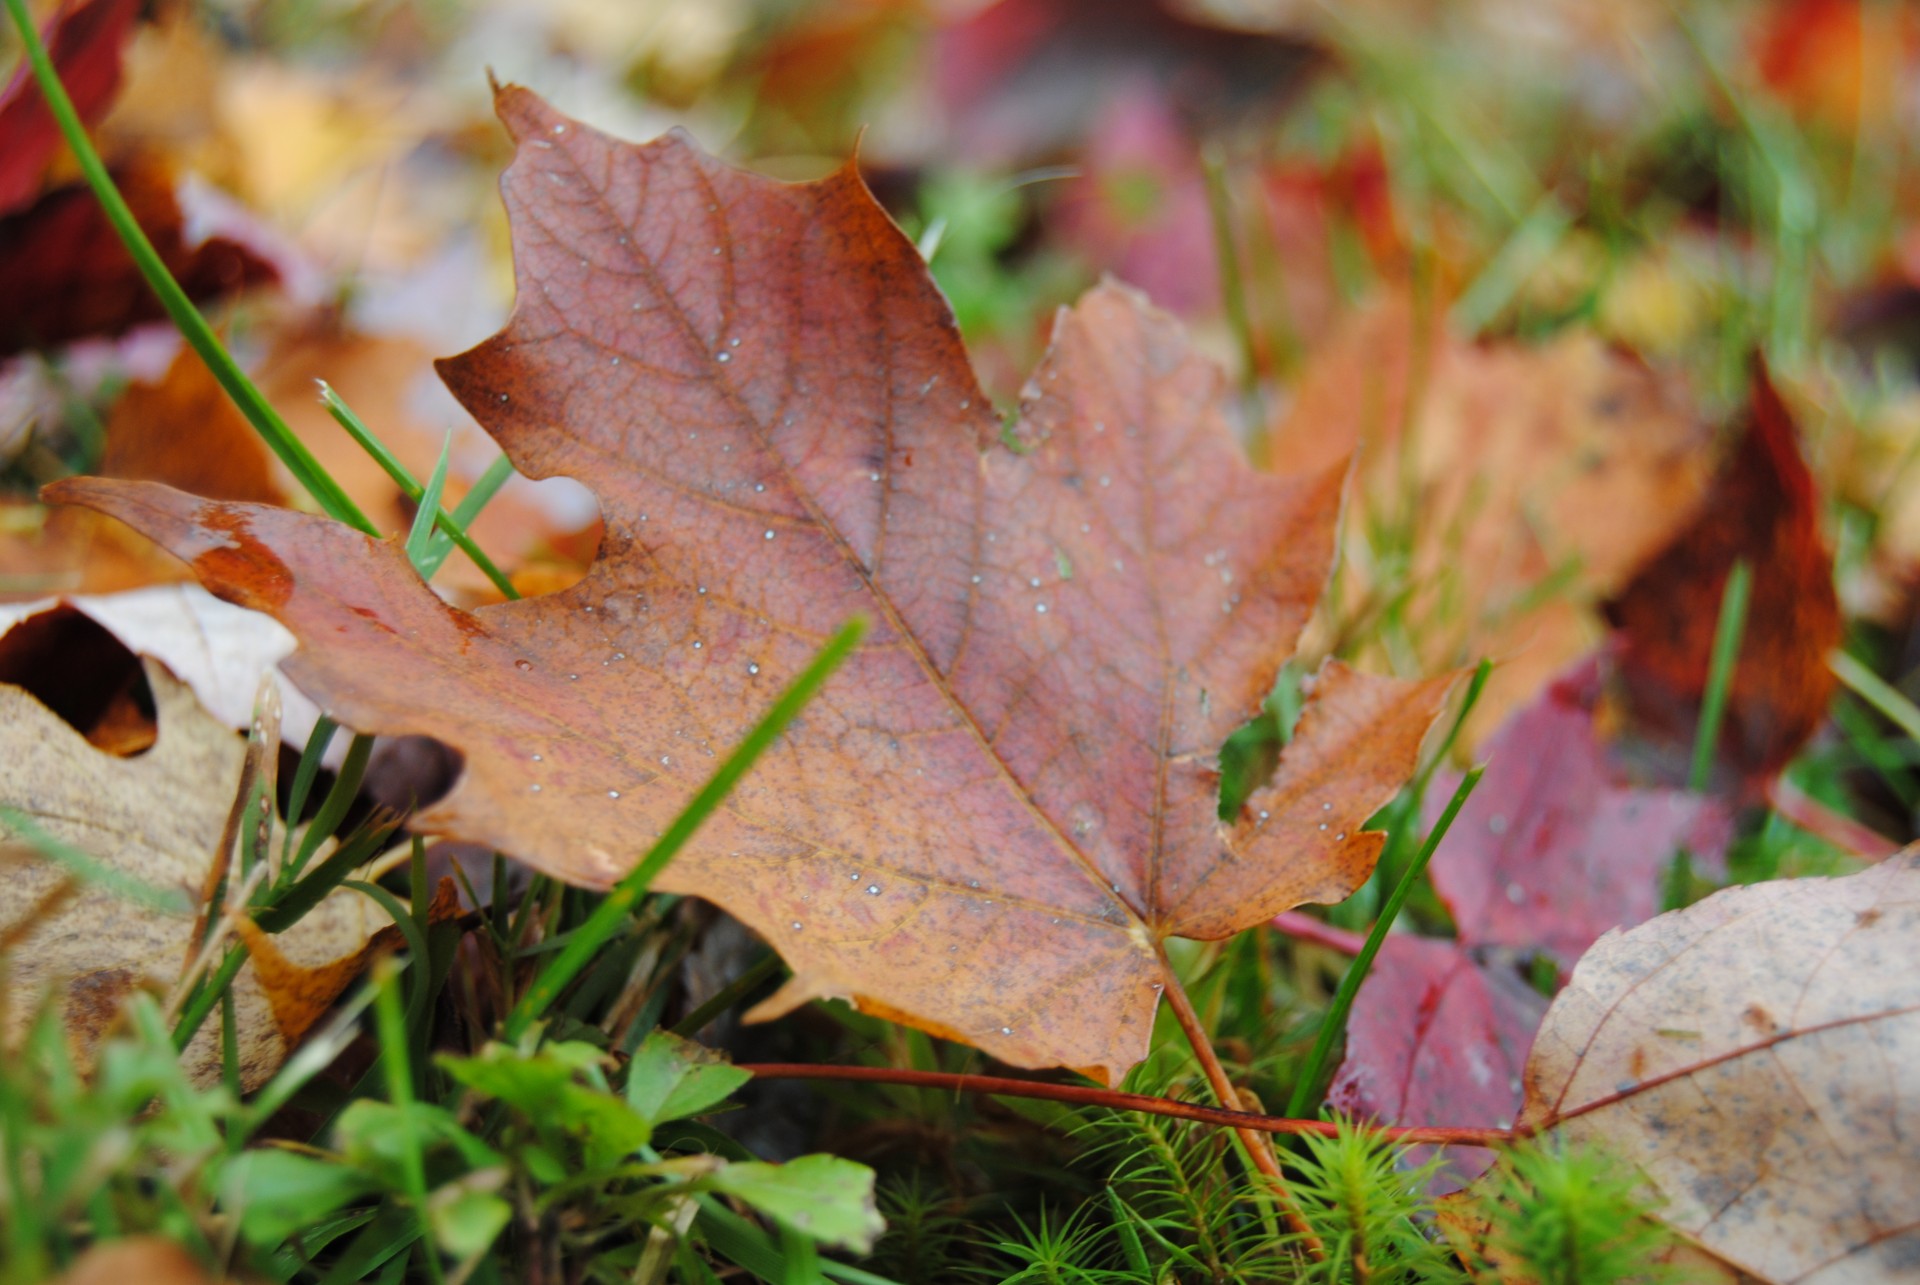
[50,89,1449,1082]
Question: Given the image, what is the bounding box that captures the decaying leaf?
[0,160,281,358]
[0,657,398,1089]
[51,88,1450,1082]
[99,345,287,507]
[933,0,1314,164]
[1605,362,1843,790]
[55,1236,223,1285]
[1326,658,1732,1183]
[1277,293,1716,745]
[1430,659,1733,965]
[1520,854,1920,1282]
[1325,933,1545,1188]
[0,585,326,752]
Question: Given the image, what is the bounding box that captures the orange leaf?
[48,88,1450,1082]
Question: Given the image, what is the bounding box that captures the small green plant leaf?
[427,1173,513,1259]
[440,1040,655,1168]
[627,1029,753,1125]
[221,1149,378,1246]
[334,1099,502,1186]
[710,1155,886,1255]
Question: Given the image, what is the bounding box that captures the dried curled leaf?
[0,658,398,1089]
[50,88,1450,1082]
[1520,854,1920,1282]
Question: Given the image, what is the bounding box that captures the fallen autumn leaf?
[49,87,1452,1083]
[1519,852,1920,1281]
[0,657,404,1089]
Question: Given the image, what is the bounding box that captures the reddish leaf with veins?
[1604,362,1841,791]
[1324,659,1731,1178]
[1325,934,1545,1189]
[1430,659,1733,965]
[49,88,1448,1082]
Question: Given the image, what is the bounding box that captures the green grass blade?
[1,0,374,535]
[173,946,247,1052]
[669,951,786,1039]
[1447,192,1573,336]
[1287,765,1485,1118]
[406,433,455,573]
[260,818,395,933]
[291,732,375,879]
[1830,648,1920,746]
[280,714,340,869]
[448,452,516,528]
[372,958,443,1285]
[1413,658,1493,801]
[505,616,868,1043]
[1200,145,1262,430]
[318,384,521,599]
[1689,560,1753,793]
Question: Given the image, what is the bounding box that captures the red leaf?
[48,89,1453,1082]
[1324,935,1545,1188]
[0,162,281,357]
[0,0,141,216]
[1430,660,1733,964]
[1324,659,1731,1165]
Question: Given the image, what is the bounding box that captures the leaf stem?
[1158,955,1326,1259]
[739,1064,1507,1148]
[0,0,375,534]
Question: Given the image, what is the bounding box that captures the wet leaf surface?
[1431,660,1733,964]
[50,88,1451,1082]
[1325,934,1545,1189]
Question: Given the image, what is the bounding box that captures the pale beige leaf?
[0,658,394,1089]
[0,584,326,750]
[1520,854,1920,1283]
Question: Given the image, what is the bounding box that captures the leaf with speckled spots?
[45,87,1450,1083]
[1519,854,1920,1281]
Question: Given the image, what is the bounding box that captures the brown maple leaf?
[50,87,1449,1082]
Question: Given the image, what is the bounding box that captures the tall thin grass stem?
[1690,560,1753,793]
[1287,764,1485,1118]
